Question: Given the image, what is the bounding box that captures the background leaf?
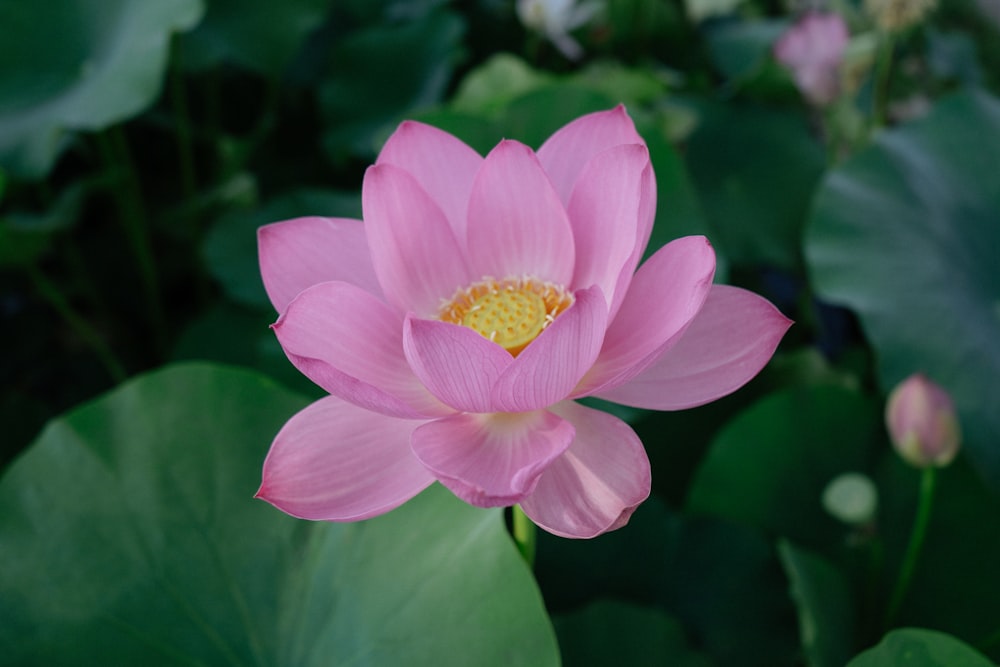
[686,385,882,554]
[536,496,801,666]
[778,540,857,667]
[687,102,826,269]
[876,456,1000,652]
[319,9,465,161]
[806,88,1000,491]
[0,363,559,666]
[553,599,712,667]
[0,0,204,177]
[180,0,329,74]
[847,628,995,666]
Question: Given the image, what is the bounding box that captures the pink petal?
[566,144,655,314]
[411,410,575,508]
[403,315,514,413]
[597,285,792,410]
[619,155,658,314]
[576,237,716,396]
[256,396,435,521]
[464,140,575,286]
[362,163,473,316]
[376,120,483,241]
[258,217,381,313]
[520,400,650,538]
[537,105,645,205]
[492,286,607,412]
[273,281,452,418]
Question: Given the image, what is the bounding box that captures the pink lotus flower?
[256,107,791,538]
[774,12,850,106]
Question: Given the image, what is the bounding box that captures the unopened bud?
[822,472,878,525]
[885,373,961,468]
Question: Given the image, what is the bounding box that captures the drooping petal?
[256,396,435,521]
[492,286,607,412]
[576,236,716,396]
[464,140,575,286]
[376,120,483,240]
[537,105,645,205]
[597,285,792,410]
[520,400,650,538]
[258,217,381,313]
[362,163,473,316]
[273,281,452,418]
[411,410,575,508]
[403,315,514,413]
[566,144,651,310]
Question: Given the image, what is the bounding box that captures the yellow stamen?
[440,277,573,356]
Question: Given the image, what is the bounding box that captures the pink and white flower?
[256,107,791,538]
[774,12,850,106]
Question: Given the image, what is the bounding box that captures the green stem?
[97,127,167,356]
[859,533,885,647]
[227,77,281,178]
[27,263,127,383]
[872,31,895,130]
[525,32,543,68]
[169,36,197,206]
[885,466,936,626]
[512,505,537,567]
[63,237,112,326]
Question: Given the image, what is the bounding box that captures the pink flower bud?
[885,374,961,468]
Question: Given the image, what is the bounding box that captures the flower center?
[440,277,573,356]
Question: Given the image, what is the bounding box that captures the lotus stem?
[885,466,936,625]
[512,505,537,567]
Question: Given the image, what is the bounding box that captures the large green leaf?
[0,0,203,178]
[847,628,995,666]
[180,0,329,74]
[686,385,882,553]
[805,88,1000,490]
[0,363,558,666]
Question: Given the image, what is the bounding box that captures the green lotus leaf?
[0,0,204,178]
[0,363,558,666]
